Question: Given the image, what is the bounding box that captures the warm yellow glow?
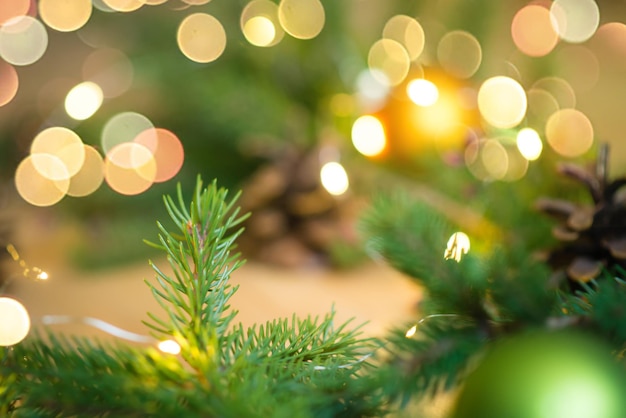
[278,0,325,40]
[102,0,143,12]
[477,76,527,129]
[39,0,92,32]
[36,271,49,280]
[320,162,349,196]
[511,5,559,57]
[382,15,425,61]
[351,115,386,157]
[0,16,48,66]
[67,145,104,197]
[437,30,482,79]
[405,325,417,338]
[240,0,284,47]
[410,93,462,141]
[158,339,182,355]
[243,16,276,47]
[0,297,30,346]
[407,79,439,107]
[31,127,86,178]
[65,81,103,120]
[546,109,594,157]
[516,128,543,161]
[177,13,226,63]
[368,39,410,86]
[444,232,470,262]
[0,61,18,106]
[104,143,156,195]
[551,0,600,43]
[15,155,69,206]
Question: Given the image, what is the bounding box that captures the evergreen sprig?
[2,177,381,417]
[359,192,568,405]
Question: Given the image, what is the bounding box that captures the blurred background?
[1,0,626,340]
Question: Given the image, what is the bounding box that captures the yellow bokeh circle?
[177,13,226,64]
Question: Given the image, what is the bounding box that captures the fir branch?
[5,176,384,417]
[360,192,489,318]
[143,177,248,370]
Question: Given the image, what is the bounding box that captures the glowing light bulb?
[351,115,386,157]
[320,162,349,196]
[0,297,30,346]
[65,81,103,120]
[158,339,181,355]
[516,128,543,160]
[405,325,417,338]
[444,232,470,262]
[407,78,439,107]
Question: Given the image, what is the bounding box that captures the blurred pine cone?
[536,148,626,287]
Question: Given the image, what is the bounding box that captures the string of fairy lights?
[0,229,469,350]
[0,243,181,354]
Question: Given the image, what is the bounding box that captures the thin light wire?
[40,315,155,344]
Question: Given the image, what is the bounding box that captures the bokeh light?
[355,69,390,112]
[102,0,144,13]
[15,155,70,206]
[67,145,104,197]
[0,0,30,25]
[555,45,599,93]
[158,339,182,355]
[516,128,543,161]
[104,143,157,195]
[278,0,325,40]
[437,30,482,79]
[0,16,48,66]
[526,88,560,129]
[243,16,276,47]
[82,48,134,99]
[466,138,528,182]
[593,22,626,69]
[481,139,509,180]
[546,108,594,157]
[0,297,30,346]
[241,0,284,47]
[101,111,155,155]
[182,0,212,4]
[134,128,185,182]
[511,4,559,57]
[477,76,527,129]
[368,39,411,86]
[444,231,470,262]
[407,78,439,107]
[351,115,386,157]
[382,15,425,61]
[320,162,349,196]
[65,81,103,120]
[39,0,92,32]
[177,13,226,63]
[551,0,600,43]
[0,61,19,107]
[31,127,85,178]
[532,76,576,109]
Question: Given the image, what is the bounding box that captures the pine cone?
[536,148,626,287]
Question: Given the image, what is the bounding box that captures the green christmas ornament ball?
[450,331,626,418]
